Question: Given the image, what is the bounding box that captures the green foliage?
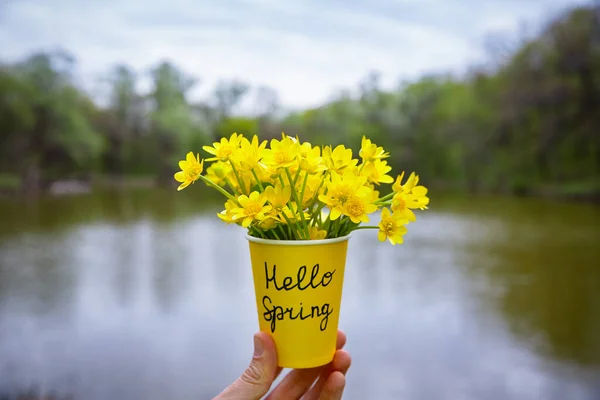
[0,5,597,199]
[215,117,259,139]
[0,51,106,189]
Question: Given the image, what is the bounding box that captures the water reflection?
[0,190,598,399]
[459,199,600,368]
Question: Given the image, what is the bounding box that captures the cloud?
[0,0,590,111]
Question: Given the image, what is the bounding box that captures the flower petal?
[330,207,342,220]
[186,152,196,163]
[177,181,190,191]
[202,146,217,155]
[174,171,187,182]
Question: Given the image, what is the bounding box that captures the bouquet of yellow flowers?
[174,132,429,369]
[174,132,429,244]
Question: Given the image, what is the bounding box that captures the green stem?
[351,225,379,230]
[336,217,347,237]
[198,175,239,204]
[271,229,281,240]
[281,212,300,240]
[224,177,240,196]
[322,214,331,233]
[327,218,340,238]
[278,174,286,188]
[307,171,328,211]
[337,218,349,237]
[375,192,394,204]
[250,225,266,238]
[278,224,288,240]
[299,172,309,219]
[293,167,302,186]
[230,162,248,194]
[278,174,300,238]
[313,202,327,223]
[251,168,265,191]
[285,168,309,239]
[375,200,393,208]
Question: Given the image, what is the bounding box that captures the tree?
[212,79,249,120]
[0,51,105,193]
[149,61,205,183]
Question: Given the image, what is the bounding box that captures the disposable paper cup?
[246,234,350,368]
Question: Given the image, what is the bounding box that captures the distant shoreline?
[1,176,598,204]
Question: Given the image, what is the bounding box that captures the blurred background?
[0,0,599,399]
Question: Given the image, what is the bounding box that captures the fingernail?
[253,334,264,358]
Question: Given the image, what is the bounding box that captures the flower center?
[245,203,262,217]
[218,146,233,159]
[346,197,365,217]
[186,166,202,180]
[394,196,406,211]
[383,220,396,235]
[337,188,352,204]
[274,152,287,164]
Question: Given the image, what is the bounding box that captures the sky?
[0,0,592,112]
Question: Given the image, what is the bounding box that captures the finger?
[301,350,351,400]
[266,331,347,400]
[214,332,278,400]
[331,350,352,374]
[317,371,345,400]
[336,330,347,350]
[273,366,284,381]
[266,365,323,400]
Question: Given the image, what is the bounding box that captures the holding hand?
[214,330,351,400]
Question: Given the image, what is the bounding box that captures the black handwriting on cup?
[261,262,336,333]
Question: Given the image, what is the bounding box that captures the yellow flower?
[231,191,272,228]
[391,192,417,222]
[300,146,327,174]
[359,136,389,163]
[323,144,358,173]
[258,215,279,230]
[204,161,232,187]
[308,226,327,240]
[217,199,239,224]
[261,134,299,169]
[361,159,394,185]
[392,171,418,194]
[407,186,429,210]
[202,132,242,162]
[264,183,291,211]
[174,152,204,191]
[319,171,369,220]
[342,192,378,223]
[392,171,430,210]
[233,135,267,171]
[260,163,283,183]
[378,207,408,245]
[298,173,325,208]
[297,139,312,158]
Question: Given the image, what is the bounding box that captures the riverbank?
[1,173,599,203]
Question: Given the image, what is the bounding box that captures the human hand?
[214,330,351,400]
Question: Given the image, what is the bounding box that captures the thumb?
[214,332,279,400]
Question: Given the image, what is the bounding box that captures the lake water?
[0,188,599,400]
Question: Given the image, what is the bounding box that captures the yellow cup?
[247,234,350,368]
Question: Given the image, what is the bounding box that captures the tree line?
[1,5,598,199]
